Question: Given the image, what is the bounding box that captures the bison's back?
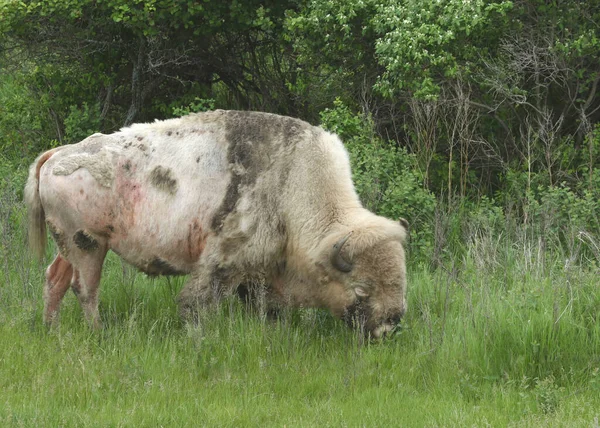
[36,110,357,277]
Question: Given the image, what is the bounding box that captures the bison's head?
[324,218,408,339]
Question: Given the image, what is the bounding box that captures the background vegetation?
[1,0,599,425]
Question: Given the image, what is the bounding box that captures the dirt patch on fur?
[150,166,178,195]
[53,149,115,188]
[73,230,99,251]
[47,220,69,256]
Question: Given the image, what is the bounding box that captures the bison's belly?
[109,214,209,277]
[106,178,213,276]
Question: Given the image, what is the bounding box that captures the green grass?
[1,185,600,426]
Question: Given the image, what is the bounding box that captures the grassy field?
[1,180,600,427]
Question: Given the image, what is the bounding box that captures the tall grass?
[1,172,599,426]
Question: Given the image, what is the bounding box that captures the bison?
[25,110,408,338]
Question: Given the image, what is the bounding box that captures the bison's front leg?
[177,263,241,321]
[236,282,284,320]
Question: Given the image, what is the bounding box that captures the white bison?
[25,110,408,338]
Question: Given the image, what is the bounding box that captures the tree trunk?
[124,38,146,126]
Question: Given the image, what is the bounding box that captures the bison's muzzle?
[343,298,404,340]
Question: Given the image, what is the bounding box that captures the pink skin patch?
[112,162,145,237]
[184,219,207,264]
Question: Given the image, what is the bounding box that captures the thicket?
[1,0,599,264]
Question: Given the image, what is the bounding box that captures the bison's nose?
[371,322,395,339]
[387,313,402,325]
[370,313,403,339]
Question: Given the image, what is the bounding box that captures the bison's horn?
[331,232,354,273]
[398,217,409,230]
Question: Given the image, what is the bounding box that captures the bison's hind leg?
[43,254,74,325]
[69,237,108,329]
[44,223,108,328]
[70,265,103,329]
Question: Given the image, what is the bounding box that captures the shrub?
[172,98,216,117]
[0,74,47,159]
[64,102,101,144]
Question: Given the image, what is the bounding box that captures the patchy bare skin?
[38,129,227,278]
[26,111,408,338]
[43,254,73,324]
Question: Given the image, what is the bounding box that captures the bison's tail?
[25,148,61,260]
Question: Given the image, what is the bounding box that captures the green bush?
[496,166,600,265]
[0,74,47,159]
[172,98,216,117]
[64,102,101,144]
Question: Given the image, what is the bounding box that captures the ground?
[1,184,599,426]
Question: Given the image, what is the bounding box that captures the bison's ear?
[355,287,368,298]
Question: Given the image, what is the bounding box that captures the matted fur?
[25,110,409,336]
